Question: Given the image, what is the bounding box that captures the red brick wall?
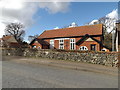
[44,39,50,49]
[75,37,101,51]
[35,36,102,51]
[31,42,42,48]
[54,40,59,49]
[64,39,69,50]
[42,45,49,49]
[76,41,100,51]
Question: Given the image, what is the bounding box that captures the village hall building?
[30,24,109,51]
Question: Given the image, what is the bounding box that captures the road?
[2,56,118,88]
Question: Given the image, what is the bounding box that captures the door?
[91,44,96,51]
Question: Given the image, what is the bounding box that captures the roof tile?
[38,24,103,39]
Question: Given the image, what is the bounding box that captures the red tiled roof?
[37,39,49,45]
[2,36,12,40]
[38,24,103,39]
[30,38,49,45]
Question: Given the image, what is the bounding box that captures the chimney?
[54,27,59,29]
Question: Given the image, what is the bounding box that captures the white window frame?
[70,39,76,50]
[59,39,64,49]
[33,46,36,48]
[50,40,54,49]
[79,46,88,51]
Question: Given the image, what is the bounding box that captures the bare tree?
[5,23,25,43]
[98,17,117,51]
[85,17,117,51]
[28,34,39,43]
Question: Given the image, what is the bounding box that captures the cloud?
[0,0,39,38]
[0,1,38,26]
[86,9,118,32]
[0,0,70,38]
[0,0,24,10]
[0,22,5,38]
[106,9,118,20]
[39,2,70,14]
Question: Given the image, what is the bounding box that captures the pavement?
[2,56,118,88]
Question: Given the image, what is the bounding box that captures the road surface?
[2,56,118,88]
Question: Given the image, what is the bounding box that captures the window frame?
[50,40,54,49]
[59,39,64,49]
[70,39,76,50]
[79,46,88,51]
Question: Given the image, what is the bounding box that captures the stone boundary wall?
[2,48,119,67]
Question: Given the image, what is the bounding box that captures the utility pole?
[115,29,118,52]
[112,30,115,51]
[116,22,120,67]
[116,23,119,51]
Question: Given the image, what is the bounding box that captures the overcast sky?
[0,0,118,42]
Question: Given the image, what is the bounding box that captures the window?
[101,48,107,52]
[38,46,41,49]
[59,39,64,49]
[80,46,88,51]
[33,46,36,48]
[90,44,96,51]
[101,49,106,51]
[70,39,75,50]
[50,40,54,49]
